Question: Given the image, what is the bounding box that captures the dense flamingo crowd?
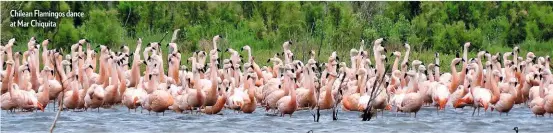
[1,34,552,119]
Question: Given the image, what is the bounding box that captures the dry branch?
[362,65,390,121]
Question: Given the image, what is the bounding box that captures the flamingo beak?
[439,99,447,110]
[133,97,139,105]
[385,104,392,111]
[37,103,44,112]
[453,98,465,108]
[237,102,243,109]
[483,102,489,112]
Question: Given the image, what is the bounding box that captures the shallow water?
[2,103,552,133]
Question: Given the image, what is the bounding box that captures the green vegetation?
[2,1,553,72]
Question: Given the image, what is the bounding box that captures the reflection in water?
[2,103,552,132]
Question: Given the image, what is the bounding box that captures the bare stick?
[159,31,170,43]
[362,65,390,121]
[332,73,346,120]
[50,62,65,133]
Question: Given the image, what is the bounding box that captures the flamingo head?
[464,42,471,48]
[477,51,487,58]
[349,49,359,57]
[241,45,251,52]
[78,39,89,45]
[453,96,469,108]
[8,38,16,45]
[213,35,223,42]
[373,38,385,46]
[133,96,140,105]
[41,39,50,46]
[27,37,37,47]
[527,52,536,59]
[393,51,401,57]
[482,102,489,112]
[36,102,44,112]
[235,101,243,109]
[385,104,392,111]
[438,98,448,110]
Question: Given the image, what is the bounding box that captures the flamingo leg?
[472,107,477,116]
[436,106,439,115]
[477,106,480,116]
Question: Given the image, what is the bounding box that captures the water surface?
[2,103,552,133]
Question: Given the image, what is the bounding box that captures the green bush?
[79,9,124,46]
[1,1,553,68]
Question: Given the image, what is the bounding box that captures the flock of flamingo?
[1,33,553,120]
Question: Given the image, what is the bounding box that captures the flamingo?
[276,68,298,117]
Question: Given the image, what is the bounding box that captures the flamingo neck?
[0,54,4,70]
[247,49,252,63]
[392,56,401,73]
[428,67,435,82]
[13,58,20,85]
[463,46,468,62]
[213,40,218,52]
[435,60,441,81]
[117,66,127,95]
[109,61,119,87]
[55,59,67,81]
[173,63,180,85]
[42,75,50,96]
[6,65,14,96]
[71,81,79,98]
[284,74,290,95]
[130,59,141,87]
[449,62,459,93]
[158,56,165,82]
[489,70,500,97]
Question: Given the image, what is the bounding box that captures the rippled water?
[2,103,552,133]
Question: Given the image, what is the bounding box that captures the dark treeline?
[2,1,553,59]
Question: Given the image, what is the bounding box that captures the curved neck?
[157,56,165,82]
[5,65,14,96]
[428,67,434,82]
[489,68,500,97]
[55,59,67,81]
[434,53,440,81]
[42,74,50,96]
[463,46,468,63]
[247,49,252,64]
[351,57,357,70]
[213,40,218,51]
[450,62,459,80]
[13,57,20,84]
[117,64,126,94]
[402,48,410,66]
[449,62,459,93]
[284,74,290,95]
[109,60,119,87]
[409,71,420,93]
[392,56,400,73]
